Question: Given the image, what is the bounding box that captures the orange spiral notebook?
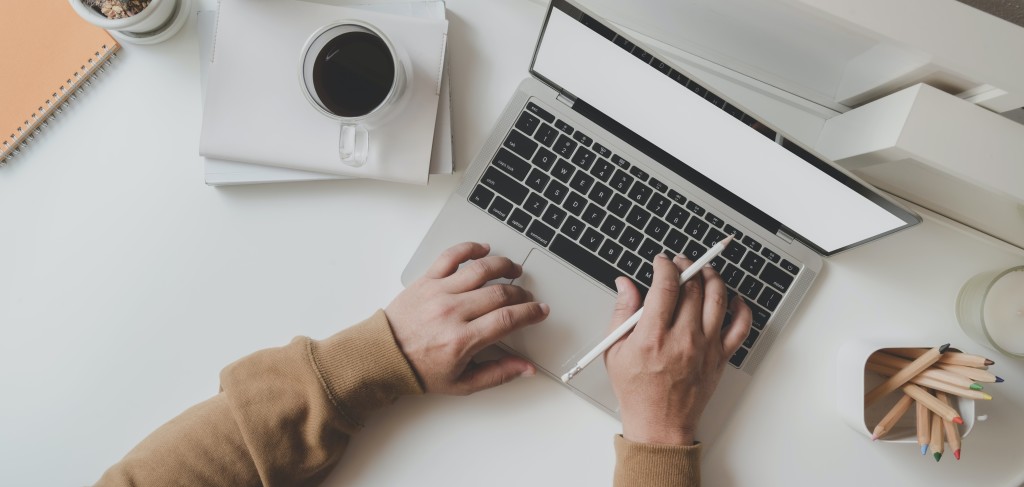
[0,0,119,166]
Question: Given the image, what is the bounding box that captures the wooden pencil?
[866,362,992,401]
[902,383,964,424]
[871,393,914,441]
[934,362,1003,383]
[930,412,945,461]
[936,391,963,460]
[865,344,949,406]
[916,399,931,455]
[886,347,994,368]
[870,352,982,390]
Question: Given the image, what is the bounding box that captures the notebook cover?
[0,0,118,161]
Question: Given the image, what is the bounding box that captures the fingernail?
[615,278,624,293]
[521,366,536,377]
[539,303,550,314]
[656,253,668,260]
[481,243,491,252]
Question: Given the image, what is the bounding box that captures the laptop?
[402,0,920,442]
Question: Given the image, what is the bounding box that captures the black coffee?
[312,31,396,118]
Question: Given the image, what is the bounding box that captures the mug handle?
[339,123,369,167]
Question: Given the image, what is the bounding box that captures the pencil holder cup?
[68,0,193,45]
[837,341,976,442]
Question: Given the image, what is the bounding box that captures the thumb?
[607,276,642,334]
[455,356,536,395]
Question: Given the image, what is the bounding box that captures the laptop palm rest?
[505,248,620,413]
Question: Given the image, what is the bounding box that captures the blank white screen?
[534,10,905,252]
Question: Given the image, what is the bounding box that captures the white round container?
[68,0,192,45]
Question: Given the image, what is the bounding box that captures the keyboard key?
[625,205,652,229]
[646,194,671,217]
[705,92,725,108]
[702,228,726,247]
[618,226,644,251]
[580,228,604,252]
[532,148,557,171]
[633,47,652,63]
[515,112,540,136]
[743,328,760,349]
[525,102,555,123]
[541,205,567,229]
[685,200,706,216]
[563,191,587,216]
[608,194,632,218]
[705,212,724,228]
[749,302,771,330]
[554,134,577,158]
[684,217,709,240]
[649,178,667,193]
[617,252,643,276]
[688,81,708,97]
[627,183,653,205]
[628,166,649,181]
[469,185,494,210]
[723,224,744,240]
[492,148,531,181]
[554,119,574,135]
[664,229,687,253]
[551,159,575,183]
[570,171,595,194]
[543,181,569,205]
[488,196,513,221]
[562,216,585,240]
[759,263,794,293]
[760,247,781,263]
[588,182,613,206]
[729,347,749,367]
[600,215,626,239]
[638,238,663,261]
[571,147,596,170]
[738,275,763,300]
[610,169,634,193]
[723,240,746,264]
[611,155,631,169]
[644,219,669,241]
[593,143,611,158]
[590,158,616,182]
[572,131,593,147]
[637,262,654,286]
[741,236,762,252]
[709,256,726,272]
[652,58,672,75]
[508,208,532,233]
[682,239,708,261]
[741,252,766,275]
[550,235,618,291]
[526,220,555,247]
[504,130,537,160]
[781,259,800,275]
[665,204,688,228]
[533,123,559,147]
[523,192,548,217]
[598,239,624,263]
[481,167,528,204]
[671,70,690,86]
[757,287,782,311]
[525,168,550,193]
[667,189,687,204]
[721,264,744,288]
[582,203,607,227]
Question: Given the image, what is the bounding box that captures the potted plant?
[69,0,192,45]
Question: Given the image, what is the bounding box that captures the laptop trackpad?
[503,249,620,411]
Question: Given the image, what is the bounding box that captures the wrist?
[622,422,696,447]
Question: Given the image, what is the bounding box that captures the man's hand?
[385,242,549,395]
[605,254,752,446]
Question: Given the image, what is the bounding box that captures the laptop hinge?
[776,228,796,244]
[556,91,576,108]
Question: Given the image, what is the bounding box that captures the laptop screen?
[530,0,918,255]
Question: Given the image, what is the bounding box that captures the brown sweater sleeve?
[614,435,702,487]
[96,310,423,487]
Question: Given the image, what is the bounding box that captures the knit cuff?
[613,434,701,487]
[309,310,424,428]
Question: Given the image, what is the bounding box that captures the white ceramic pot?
[68,0,192,45]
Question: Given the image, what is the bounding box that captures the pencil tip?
[970,383,983,391]
[982,393,992,400]
[921,445,928,455]
[938,343,950,353]
[985,359,995,365]
[934,452,942,462]
[953,416,964,424]
[996,376,1004,383]
[954,449,961,460]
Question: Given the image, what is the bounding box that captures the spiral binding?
[1,48,119,167]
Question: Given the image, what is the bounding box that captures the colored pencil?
[871,393,914,441]
[936,391,963,460]
[916,399,931,455]
[870,352,983,390]
[866,362,992,400]
[902,383,964,424]
[934,362,1004,383]
[865,344,949,406]
[886,347,994,368]
[930,412,945,461]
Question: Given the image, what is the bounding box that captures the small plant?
[81,0,152,20]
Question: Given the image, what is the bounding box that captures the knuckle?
[490,284,512,304]
[707,290,728,311]
[497,307,517,330]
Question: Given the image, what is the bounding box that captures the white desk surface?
[1,1,1022,486]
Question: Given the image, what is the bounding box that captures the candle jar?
[955,266,1024,358]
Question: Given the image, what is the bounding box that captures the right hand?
[604,254,752,446]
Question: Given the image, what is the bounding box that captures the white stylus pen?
[560,235,734,383]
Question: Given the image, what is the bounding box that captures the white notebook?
[197,2,453,186]
[200,0,448,184]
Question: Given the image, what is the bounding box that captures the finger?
[469,302,549,353]
[444,255,523,293]
[455,356,536,395]
[721,296,753,358]
[424,242,491,279]
[672,256,704,334]
[606,276,642,334]
[451,284,532,321]
[700,265,729,338]
[637,254,681,336]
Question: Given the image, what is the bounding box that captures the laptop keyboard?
[468,101,801,368]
